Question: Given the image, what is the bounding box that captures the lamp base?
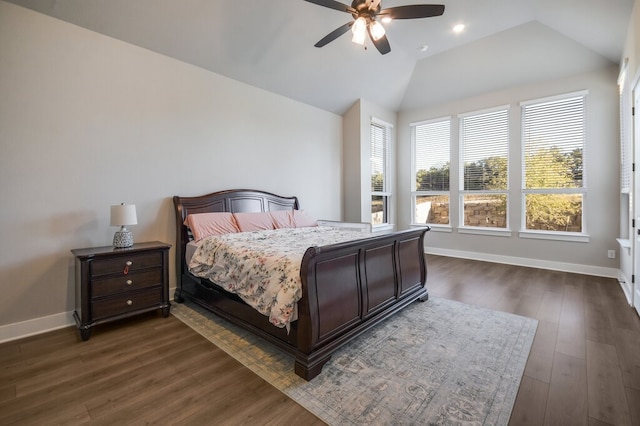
[113,230,134,248]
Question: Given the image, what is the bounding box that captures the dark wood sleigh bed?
[173,189,430,380]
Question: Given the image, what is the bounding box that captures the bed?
[173,189,430,380]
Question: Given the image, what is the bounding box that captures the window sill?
[519,231,590,243]
[458,227,512,237]
[372,224,394,234]
[411,224,452,233]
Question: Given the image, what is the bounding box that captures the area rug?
[171,297,537,425]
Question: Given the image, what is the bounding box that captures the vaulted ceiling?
[7,0,634,114]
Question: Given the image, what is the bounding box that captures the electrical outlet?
[608,250,616,259]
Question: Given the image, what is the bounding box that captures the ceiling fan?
[304,0,445,55]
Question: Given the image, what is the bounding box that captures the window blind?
[522,95,585,189]
[460,108,509,191]
[619,62,631,193]
[414,119,450,191]
[371,121,388,192]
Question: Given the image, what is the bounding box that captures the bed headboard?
[173,189,300,283]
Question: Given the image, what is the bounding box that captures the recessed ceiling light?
[418,45,429,52]
[453,23,466,33]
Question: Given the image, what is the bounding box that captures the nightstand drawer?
[91,269,163,298]
[72,241,171,340]
[91,287,163,320]
[90,252,162,277]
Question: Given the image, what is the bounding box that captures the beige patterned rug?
[172,297,537,425]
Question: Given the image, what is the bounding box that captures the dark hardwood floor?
[427,255,640,426]
[1,255,639,425]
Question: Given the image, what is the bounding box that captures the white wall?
[0,2,342,332]
[342,101,363,223]
[342,98,397,227]
[398,67,620,274]
[622,0,640,79]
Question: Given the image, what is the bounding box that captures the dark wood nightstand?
[71,241,171,341]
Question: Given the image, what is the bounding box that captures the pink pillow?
[293,210,318,228]
[269,210,295,229]
[233,212,275,232]
[184,212,240,241]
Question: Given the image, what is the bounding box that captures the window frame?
[370,117,393,229]
[410,117,452,229]
[519,90,589,242]
[458,105,511,232]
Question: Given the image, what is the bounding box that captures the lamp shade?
[110,204,137,226]
[369,21,386,41]
[351,16,366,45]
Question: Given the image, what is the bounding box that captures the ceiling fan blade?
[378,4,445,19]
[314,21,354,47]
[303,0,355,14]
[368,28,391,55]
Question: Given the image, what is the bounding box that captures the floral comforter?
[188,226,369,330]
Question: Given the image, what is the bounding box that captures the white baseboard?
[0,255,620,345]
[426,247,619,279]
[0,311,75,344]
[618,270,633,306]
[0,286,178,344]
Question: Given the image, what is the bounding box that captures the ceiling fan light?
[351,17,367,45]
[352,29,366,45]
[370,21,386,41]
[352,17,366,35]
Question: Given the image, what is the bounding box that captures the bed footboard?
[295,227,429,380]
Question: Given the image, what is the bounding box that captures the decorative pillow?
[269,210,295,229]
[293,210,318,228]
[233,212,275,232]
[184,212,239,241]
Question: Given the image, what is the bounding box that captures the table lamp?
[110,203,137,248]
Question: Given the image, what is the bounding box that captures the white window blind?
[414,119,450,191]
[371,118,392,226]
[459,107,509,229]
[371,121,388,193]
[460,108,509,191]
[522,95,585,190]
[411,118,451,226]
[521,92,586,234]
[619,60,631,193]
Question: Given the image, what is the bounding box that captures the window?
[521,92,586,234]
[459,107,509,228]
[411,118,451,225]
[371,118,392,226]
[619,59,631,193]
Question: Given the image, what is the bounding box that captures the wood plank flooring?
[1,255,639,425]
[427,255,640,426]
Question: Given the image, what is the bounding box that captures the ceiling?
[7,0,635,115]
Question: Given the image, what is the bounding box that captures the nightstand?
[71,241,171,341]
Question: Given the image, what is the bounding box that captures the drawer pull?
[123,260,133,275]
[126,280,133,286]
[126,300,133,306]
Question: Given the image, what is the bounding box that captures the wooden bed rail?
[295,227,429,380]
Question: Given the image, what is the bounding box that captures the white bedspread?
[188,226,370,330]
